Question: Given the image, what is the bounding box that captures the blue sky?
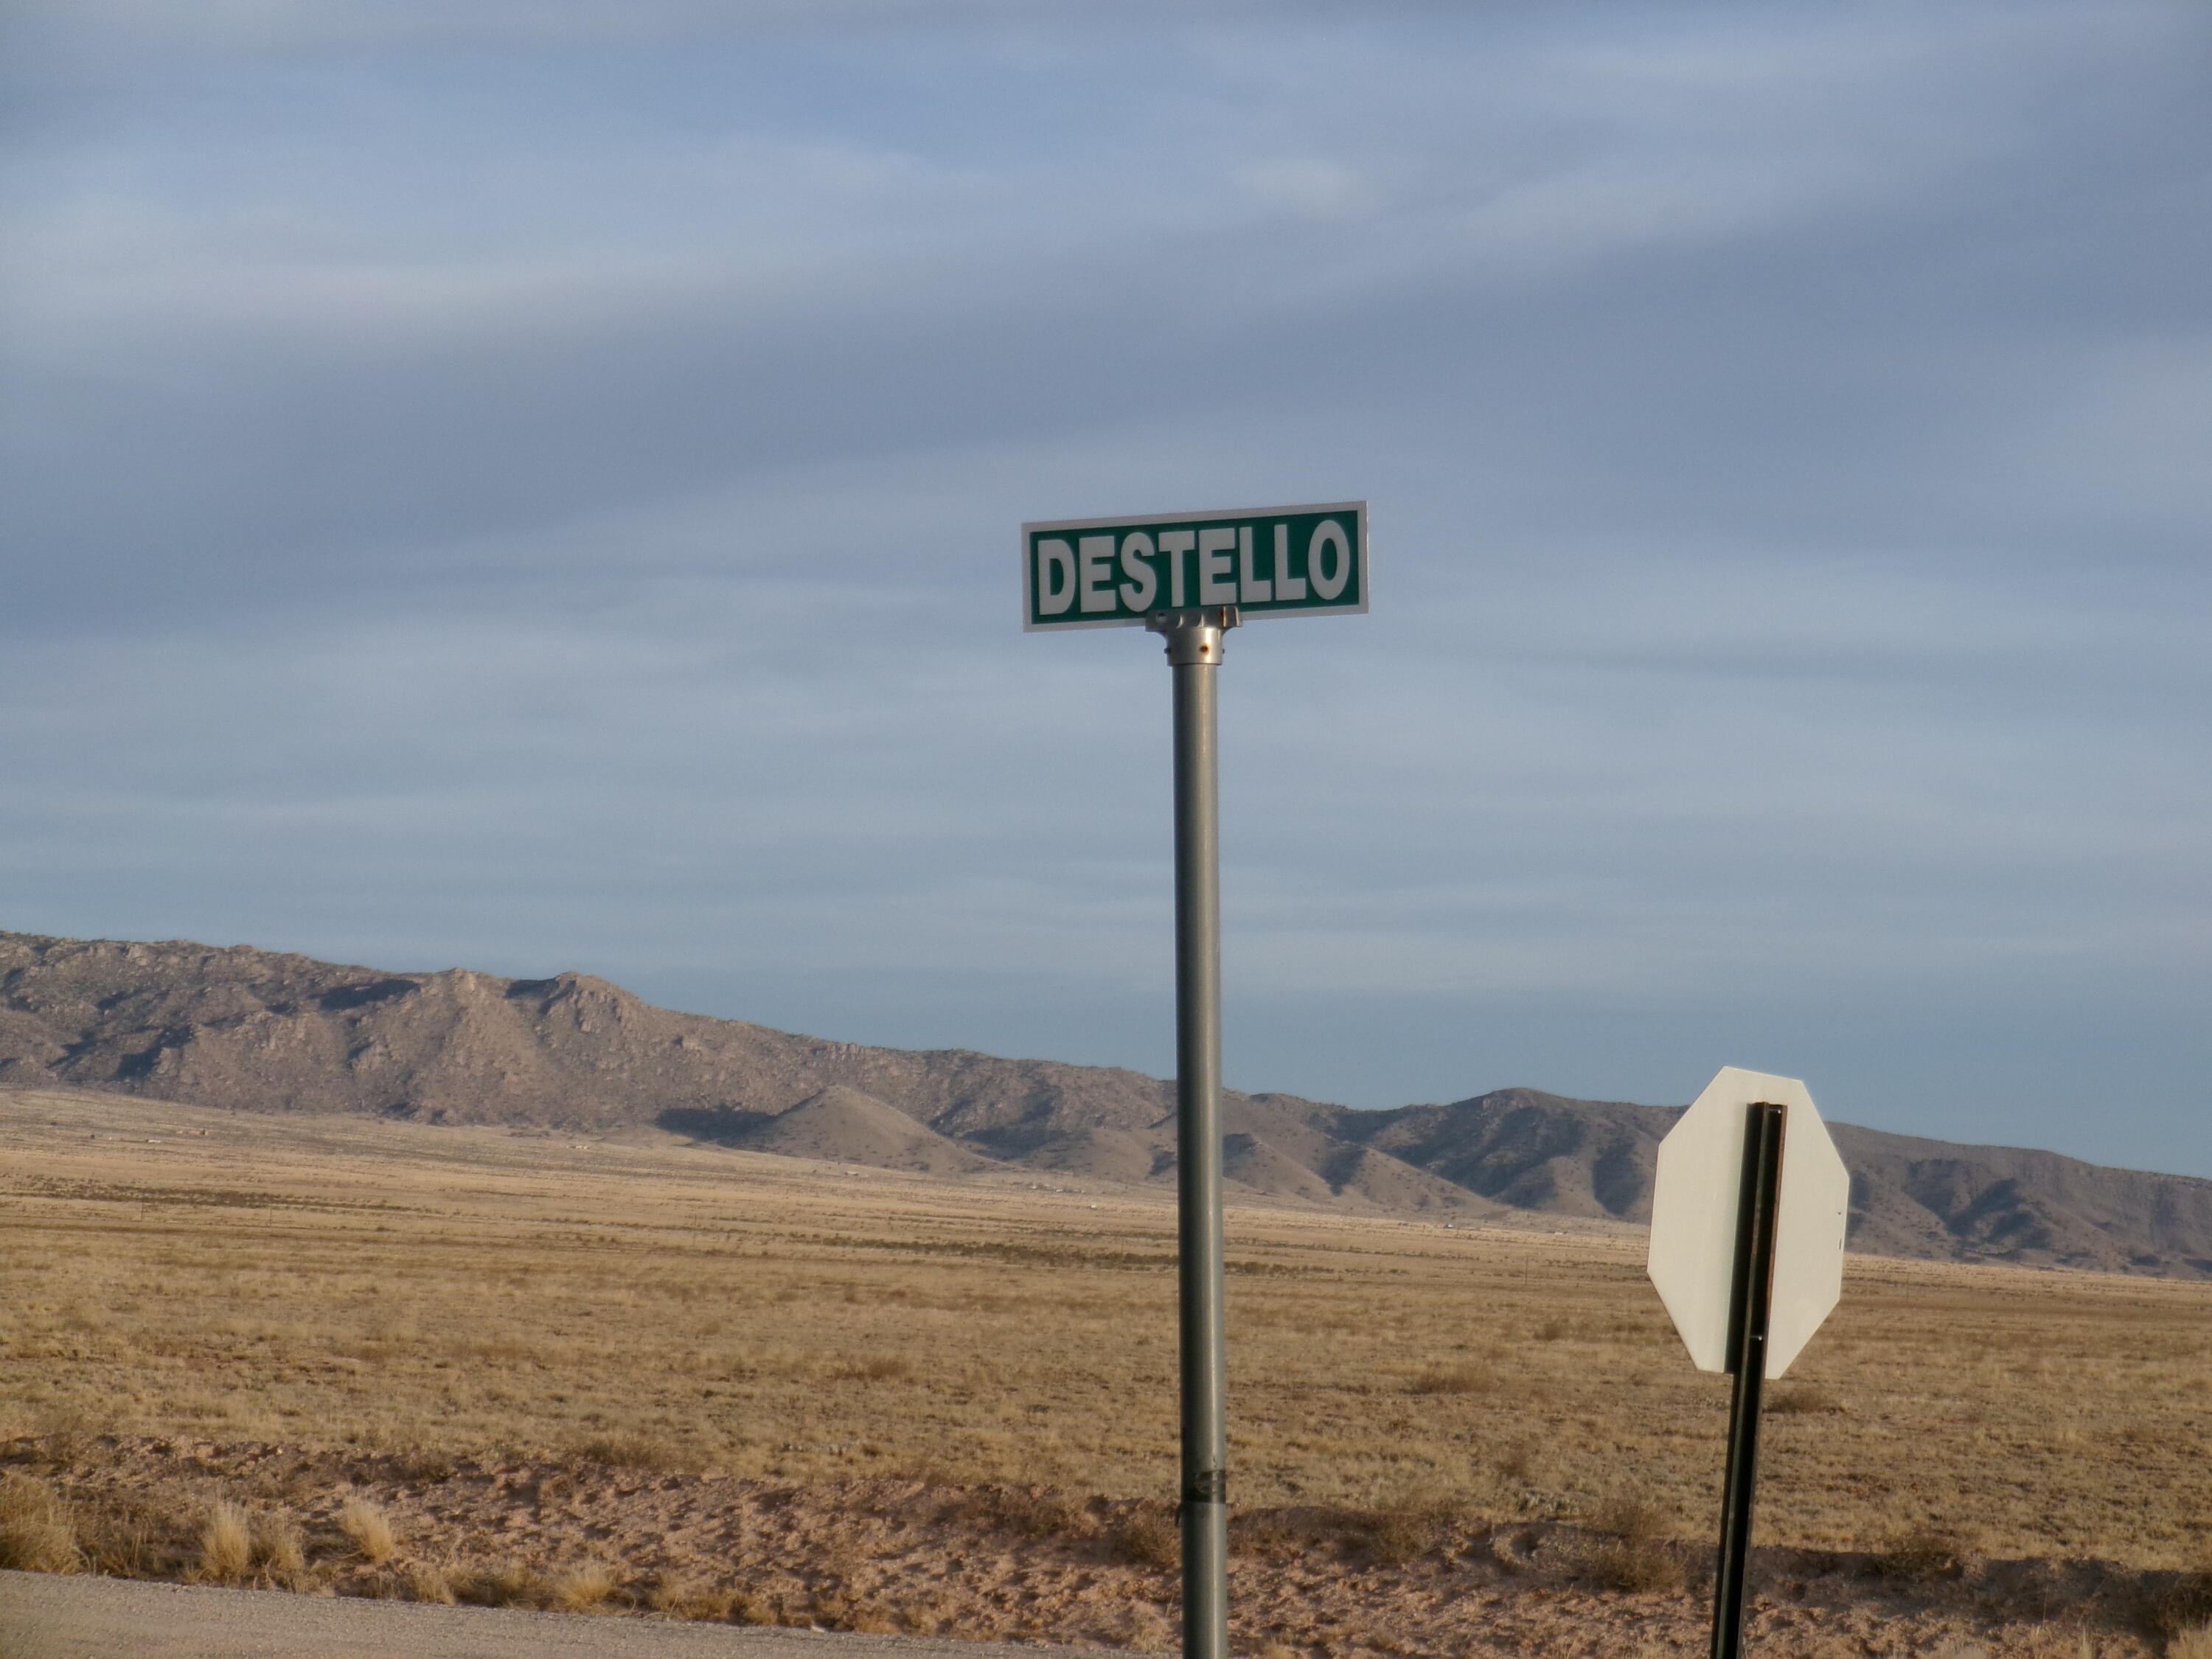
[3,1,2208,1173]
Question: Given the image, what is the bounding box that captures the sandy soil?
[9,1435,2196,1658]
[9,1090,2211,1655]
[9,1086,2208,1569]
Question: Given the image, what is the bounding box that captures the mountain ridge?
[3,928,2208,1279]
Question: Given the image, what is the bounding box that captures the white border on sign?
[1646,1066,1850,1380]
[1020,501,1369,631]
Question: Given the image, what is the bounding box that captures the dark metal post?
[1711,1102,1787,1659]
[1147,605,1236,1659]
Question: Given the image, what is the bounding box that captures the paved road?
[0,1573,1086,1659]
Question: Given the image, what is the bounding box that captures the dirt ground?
[4,1086,2211,1655]
[4,1434,2201,1657]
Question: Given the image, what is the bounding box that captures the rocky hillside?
[4,929,2208,1279]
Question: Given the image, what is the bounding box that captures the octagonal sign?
[1648,1067,1851,1379]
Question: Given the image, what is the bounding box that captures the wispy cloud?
[1,0,2207,1172]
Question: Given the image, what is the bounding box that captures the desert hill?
[724,1085,995,1175]
[3,928,2208,1279]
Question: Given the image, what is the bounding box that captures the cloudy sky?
[4,1,2207,1173]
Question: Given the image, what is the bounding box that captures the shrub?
[405,1565,457,1604]
[338,1498,396,1565]
[2169,1626,2212,1659]
[1113,1601,1176,1653]
[249,1512,306,1576]
[1764,1383,1839,1416]
[1358,1506,1449,1568]
[1489,1442,1536,1486]
[1872,1526,1962,1583]
[490,1565,545,1607]
[29,1405,105,1471]
[726,1586,777,1625]
[647,1573,736,1621]
[454,1562,552,1608]
[1588,1492,1669,1543]
[2149,1576,2212,1638]
[1228,1510,1310,1560]
[551,1562,619,1612]
[1112,1506,1180,1568]
[944,1485,1080,1540]
[1406,1364,1490,1397]
[571,1434,678,1472]
[0,1472,80,1573]
[1583,1537,1685,1593]
[1352,1481,1464,1567]
[813,1587,898,1632]
[393,1449,458,1484]
[195,1501,252,1584]
[78,1492,165,1578]
[837,1356,914,1383]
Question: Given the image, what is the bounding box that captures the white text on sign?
[1022,504,1367,630]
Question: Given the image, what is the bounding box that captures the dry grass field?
[4,1084,2209,1654]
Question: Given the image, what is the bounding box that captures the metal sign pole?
[1026,507,1364,1655]
[1711,1102,1787,1659]
[1148,604,1237,1659]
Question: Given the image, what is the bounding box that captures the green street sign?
[1022,502,1367,630]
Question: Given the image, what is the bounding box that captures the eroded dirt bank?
[5,1436,2205,1657]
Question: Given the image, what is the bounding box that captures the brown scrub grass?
[2,1084,2210,1576]
[338,1496,396,1563]
[192,1499,252,1582]
[0,1469,81,1571]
